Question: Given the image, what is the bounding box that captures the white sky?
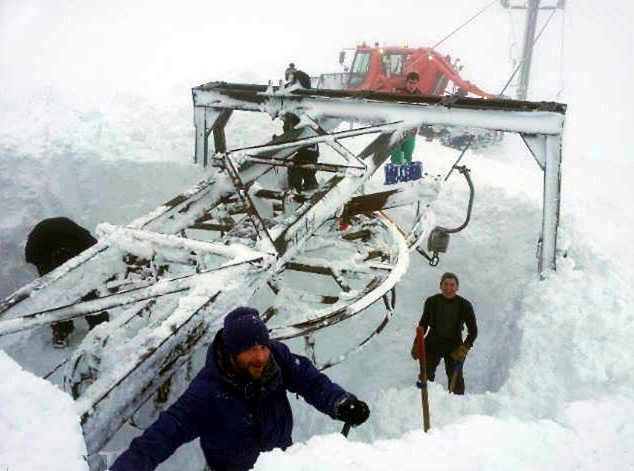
[2,0,633,153]
[0,0,561,93]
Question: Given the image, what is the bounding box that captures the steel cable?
[432,0,499,50]
[498,7,558,97]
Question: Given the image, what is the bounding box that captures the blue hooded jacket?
[111,330,350,471]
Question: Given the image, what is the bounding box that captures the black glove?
[336,398,370,426]
[411,341,419,360]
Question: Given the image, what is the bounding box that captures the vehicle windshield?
[348,52,371,86]
[382,53,409,77]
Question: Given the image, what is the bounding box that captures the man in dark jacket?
[24,217,109,348]
[283,63,319,192]
[411,272,477,394]
[111,306,370,471]
[284,62,311,89]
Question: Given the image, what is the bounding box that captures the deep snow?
[1,1,633,470]
[0,351,89,471]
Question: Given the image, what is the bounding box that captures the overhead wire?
[506,5,520,73]
[446,4,560,181]
[431,0,501,182]
[432,0,498,50]
[556,5,566,99]
[498,7,558,97]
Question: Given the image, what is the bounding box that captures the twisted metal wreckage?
[0,81,565,461]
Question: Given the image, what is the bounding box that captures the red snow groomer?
[315,44,502,149]
[344,44,492,98]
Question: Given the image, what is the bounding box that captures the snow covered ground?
[0,351,89,471]
[1,1,633,470]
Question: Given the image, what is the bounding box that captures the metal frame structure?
[193,82,566,273]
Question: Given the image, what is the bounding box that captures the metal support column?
[193,107,232,167]
[539,133,562,274]
[517,0,541,100]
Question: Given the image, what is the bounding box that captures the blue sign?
[384,161,423,184]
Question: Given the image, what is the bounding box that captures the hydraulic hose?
[435,165,474,234]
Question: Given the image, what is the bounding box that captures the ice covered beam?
[191,81,567,274]
[193,108,232,166]
[269,131,401,256]
[192,82,566,136]
[539,134,562,273]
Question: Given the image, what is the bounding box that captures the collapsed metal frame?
[193,82,566,273]
[0,88,424,460]
[79,108,417,455]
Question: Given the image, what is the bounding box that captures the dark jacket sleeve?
[411,297,433,359]
[462,298,478,347]
[110,375,212,471]
[295,70,312,89]
[418,296,434,329]
[274,342,349,418]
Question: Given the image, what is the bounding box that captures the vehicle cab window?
[383,53,408,77]
[348,52,371,86]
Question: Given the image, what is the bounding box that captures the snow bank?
[0,150,202,301]
[505,257,634,411]
[0,351,88,471]
[257,396,634,471]
[276,143,634,470]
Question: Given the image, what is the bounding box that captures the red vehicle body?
[313,44,501,149]
[312,44,492,99]
[344,44,492,98]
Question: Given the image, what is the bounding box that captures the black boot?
[51,320,74,348]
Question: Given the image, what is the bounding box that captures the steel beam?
[539,134,562,274]
[192,82,565,135]
[190,81,566,272]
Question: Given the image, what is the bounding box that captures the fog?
[0,0,561,94]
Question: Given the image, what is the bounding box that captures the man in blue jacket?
[111,306,370,471]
